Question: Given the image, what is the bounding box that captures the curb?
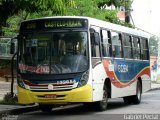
[0,105,39,115]
[149,87,160,91]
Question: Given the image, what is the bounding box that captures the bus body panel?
[102,58,150,98]
[111,81,137,98]
[92,62,107,101]
[141,74,151,93]
[17,84,92,105]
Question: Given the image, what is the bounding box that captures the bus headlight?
[77,71,89,87]
[17,75,30,90]
[17,75,25,89]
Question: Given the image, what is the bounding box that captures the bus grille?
[29,85,76,92]
[23,80,78,92]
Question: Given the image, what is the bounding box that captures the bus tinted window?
[111,31,123,58]
[133,37,141,59]
[101,30,112,57]
[123,34,133,59]
[90,28,100,57]
[141,38,149,60]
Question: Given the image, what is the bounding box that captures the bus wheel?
[132,80,142,104]
[94,85,108,111]
[123,96,132,104]
[39,104,53,112]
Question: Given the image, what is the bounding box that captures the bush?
[1,92,18,104]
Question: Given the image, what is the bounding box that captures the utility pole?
[125,0,130,23]
[125,0,134,24]
[125,1,130,23]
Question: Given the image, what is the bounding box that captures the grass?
[0,92,18,105]
[0,99,18,105]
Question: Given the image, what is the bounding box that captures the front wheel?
[94,85,108,111]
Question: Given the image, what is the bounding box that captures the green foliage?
[97,0,125,8]
[0,60,11,69]
[66,0,121,24]
[0,0,75,27]
[0,92,18,105]
[0,0,134,37]
[2,15,22,37]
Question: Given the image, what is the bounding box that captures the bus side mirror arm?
[10,37,18,54]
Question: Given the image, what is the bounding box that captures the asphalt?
[0,81,160,116]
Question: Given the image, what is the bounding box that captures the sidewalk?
[150,81,160,90]
[0,81,160,116]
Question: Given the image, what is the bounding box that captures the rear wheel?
[123,80,142,105]
[94,85,108,111]
[132,80,142,104]
[39,104,53,112]
[123,96,132,104]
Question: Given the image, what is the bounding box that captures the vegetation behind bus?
[0,0,133,37]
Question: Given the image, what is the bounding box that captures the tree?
[0,0,75,26]
[0,0,75,36]
[66,0,121,23]
[97,0,126,8]
[65,0,134,27]
[0,0,133,37]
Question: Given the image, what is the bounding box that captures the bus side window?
[123,34,133,59]
[141,38,149,60]
[90,32,100,57]
[132,37,141,59]
[111,31,123,58]
[100,29,112,57]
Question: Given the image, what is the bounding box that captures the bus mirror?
[91,32,100,45]
[10,37,17,54]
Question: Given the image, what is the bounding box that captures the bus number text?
[118,65,128,73]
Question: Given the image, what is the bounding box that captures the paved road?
[15,89,160,120]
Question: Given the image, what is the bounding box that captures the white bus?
[15,16,151,112]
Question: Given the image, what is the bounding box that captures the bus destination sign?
[21,18,88,31]
[45,20,83,28]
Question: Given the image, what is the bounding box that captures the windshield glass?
[18,32,88,74]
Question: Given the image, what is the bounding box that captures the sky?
[131,0,160,36]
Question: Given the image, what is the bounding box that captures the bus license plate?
[45,94,56,99]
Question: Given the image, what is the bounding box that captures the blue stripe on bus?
[114,59,149,83]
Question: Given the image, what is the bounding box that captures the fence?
[0,38,13,59]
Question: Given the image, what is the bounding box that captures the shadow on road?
[23,98,131,116]
[17,98,140,120]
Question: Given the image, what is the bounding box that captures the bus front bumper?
[17,85,92,105]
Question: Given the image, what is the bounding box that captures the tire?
[123,80,142,105]
[94,85,108,111]
[123,96,132,104]
[39,104,53,112]
[132,80,142,104]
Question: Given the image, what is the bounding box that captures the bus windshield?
[18,31,88,74]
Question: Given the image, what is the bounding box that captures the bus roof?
[22,16,150,39]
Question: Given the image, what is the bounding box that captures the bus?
[13,16,151,112]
